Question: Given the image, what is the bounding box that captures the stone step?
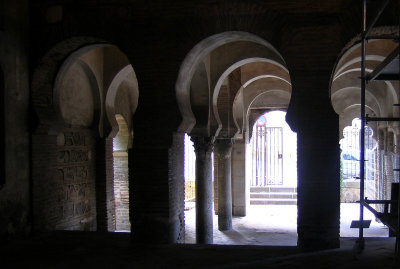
[250,198,297,205]
[250,186,297,193]
[250,192,297,199]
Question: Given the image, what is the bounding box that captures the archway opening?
[183,111,298,245]
[184,133,196,211]
[183,133,196,242]
[330,33,399,240]
[175,31,293,245]
[31,40,138,233]
[250,111,297,188]
[246,110,298,246]
[339,118,388,237]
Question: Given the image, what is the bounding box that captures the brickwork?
[105,138,115,231]
[12,0,397,249]
[294,100,340,249]
[33,128,96,231]
[0,0,30,237]
[384,154,395,199]
[213,157,218,215]
[113,153,130,231]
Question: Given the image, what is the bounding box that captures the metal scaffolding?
[356,0,400,258]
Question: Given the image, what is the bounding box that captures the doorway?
[339,118,387,237]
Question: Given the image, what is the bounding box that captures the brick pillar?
[113,152,130,231]
[95,137,115,232]
[296,127,340,249]
[287,87,340,249]
[129,145,171,244]
[192,136,214,244]
[105,137,115,231]
[215,138,233,231]
[232,139,247,216]
[213,157,219,215]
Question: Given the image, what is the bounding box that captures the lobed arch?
[333,39,397,79]
[330,28,399,138]
[339,105,379,140]
[175,31,287,136]
[211,58,288,137]
[173,31,294,245]
[245,89,292,142]
[105,64,139,147]
[232,74,291,140]
[217,60,291,139]
[331,86,382,116]
[32,38,139,139]
[31,37,139,232]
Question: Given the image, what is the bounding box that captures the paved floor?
[0,204,396,269]
[185,203,389,245]
[2,233,398,269]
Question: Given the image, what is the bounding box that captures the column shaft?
[192,136,214,244]
[216,139,233,231]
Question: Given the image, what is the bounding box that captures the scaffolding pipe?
[358,0,367,250]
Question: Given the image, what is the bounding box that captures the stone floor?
[184,203,389,245]
[2,233,398,269]
[1,204,397,269]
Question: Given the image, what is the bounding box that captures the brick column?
[192,136,214,244]
[113,152,130,231]
[232,139,248,216]
[215,138,233,231]
[95,137,115,232]
[95,137,107,231]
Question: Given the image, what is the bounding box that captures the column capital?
[215,138,233,159]
[191,136,214,154]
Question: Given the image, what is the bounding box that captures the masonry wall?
[0,0,30,238]
[33,127,97,231]
[27,0,399,248]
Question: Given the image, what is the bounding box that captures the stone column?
[215,138,233,231]
[191,136,214,244]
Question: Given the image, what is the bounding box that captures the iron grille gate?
[251,126,283,186]
[341,125,376,180]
